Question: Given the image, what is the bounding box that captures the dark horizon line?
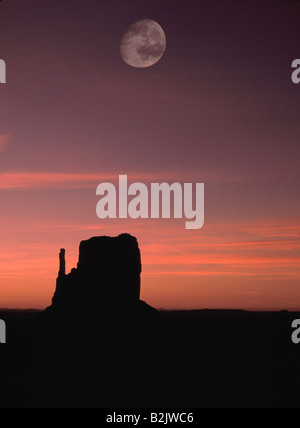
[1,307,300,313]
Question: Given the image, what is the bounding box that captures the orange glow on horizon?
[0,216,299,310]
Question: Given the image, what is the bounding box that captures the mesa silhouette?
[42,234,157,337]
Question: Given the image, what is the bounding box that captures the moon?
[120,19,166,68]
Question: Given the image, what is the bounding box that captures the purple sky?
[0,0,300,309]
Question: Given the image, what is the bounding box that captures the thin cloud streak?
[0,168,257,191]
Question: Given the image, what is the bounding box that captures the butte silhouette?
[42,234,158,342]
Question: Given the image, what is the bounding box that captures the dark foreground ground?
[0,308,300,408]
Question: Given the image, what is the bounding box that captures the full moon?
[120,19,166,68]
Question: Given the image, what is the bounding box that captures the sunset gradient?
[0,0,300,309]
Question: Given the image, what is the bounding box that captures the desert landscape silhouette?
[1,0,300,410]
[0,234,300,408]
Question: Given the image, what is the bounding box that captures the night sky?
[0,0,300,309]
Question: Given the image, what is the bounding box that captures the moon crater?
[120,19,166,68]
